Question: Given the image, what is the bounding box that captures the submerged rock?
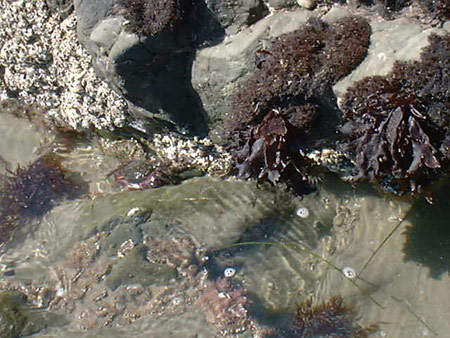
[0,292,27,338]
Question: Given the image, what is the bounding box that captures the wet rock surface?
[0,175,293,336]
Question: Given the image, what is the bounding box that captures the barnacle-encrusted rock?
[226,17,370,195]
[74,0,224,134]
[0,0,127,130]
[339,33,450,196]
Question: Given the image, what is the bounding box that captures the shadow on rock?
[75,0,225,136]
[403,185,450,278]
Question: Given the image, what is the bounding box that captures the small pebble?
[296,207,310,218]
[56,287,66,297]
[172,297,183,305]
[342,266,357,279]
[127,207,140,217]
[224,267,236,278]
[296,0,316,10]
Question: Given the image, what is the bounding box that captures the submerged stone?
[104,245,177,290]
[0,292,27,338]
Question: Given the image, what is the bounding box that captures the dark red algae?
[225,17,371,196]
[0,154,81,244]
[339,33,450,198]
[281,296,379,338]
[120,0,188,36]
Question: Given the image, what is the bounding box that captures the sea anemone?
[112,159,180,190]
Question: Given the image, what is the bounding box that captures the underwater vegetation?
[120,0,188,36]
[339,33,450,197]
[282,296,378,337]
[198,277,251,335]
[0,154,80,244]
[0,292,28,338]
[226,17,370,195]
[113,159,181,190]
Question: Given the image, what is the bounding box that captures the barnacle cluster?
[121,0,189,36]
[0,0,126,130]
[227,17,370,195]
[339,33,450,197]
[284,296,378,337]
[100,133,232,190]
[0,154,79,244]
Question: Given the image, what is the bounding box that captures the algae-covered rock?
[0,292,27,338]
[104,245,177,290]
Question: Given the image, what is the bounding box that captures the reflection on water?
[0,108,449,337]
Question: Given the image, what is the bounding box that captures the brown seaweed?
[339,33,450,197]
[227,17,371,195]
[120,0,188,36]
[283,296,378,337]
[0,154,81,244]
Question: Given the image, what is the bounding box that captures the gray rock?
[73,0,276,135]
[191,8,315,135]
[332,11,446,101]
[74,0,224,135]
[204,0,269,35]
[192,5,450,136]
[104,245,177,290]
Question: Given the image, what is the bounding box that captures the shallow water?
[0,111,449,337]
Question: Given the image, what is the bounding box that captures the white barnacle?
[296,207,310,219]
[342,266,357,279]
[127,207,140,217]
[56,287,66,297]
[224,267,236,278]
[172,297,183,305]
